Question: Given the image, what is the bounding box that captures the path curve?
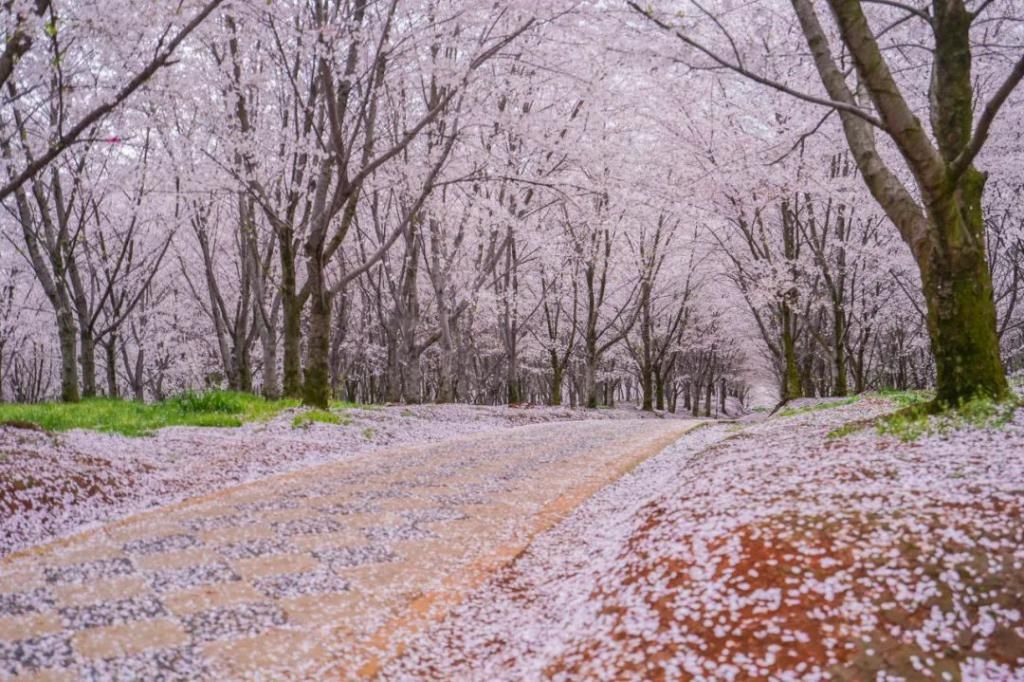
[0,418,702,680]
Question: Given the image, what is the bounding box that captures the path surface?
[0,418,701,680]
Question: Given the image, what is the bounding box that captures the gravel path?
[1,403,668,557]
[0,418,702,680]
[381,421,738,680]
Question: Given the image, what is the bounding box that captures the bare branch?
[949,52,1024,180]
[861,0,932,25]
[626,1,888,130]
[0,0,226,202]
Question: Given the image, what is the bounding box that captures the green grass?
[823,389,1018,441]
[826,421,869,439]
[874,388,933,409]
[329,400,362,410]
[0,390,300,437]
[291,408,352,429]
[778,395,861,417]
[877,395,1020,441]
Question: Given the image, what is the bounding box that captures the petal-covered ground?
[0,404,659,557]
[4,398,1023,680]
[0,418,701,680]
[385,398,1024,681]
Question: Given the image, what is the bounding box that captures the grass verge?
[291,408,352,429]
[877,395,1020,441]
[778,395,861,417]
[825,389,1018,441]
[0,391,300,437]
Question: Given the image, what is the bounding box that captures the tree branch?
[949,52,1024,180]
[0,0,226,202]
[626,0,888,130]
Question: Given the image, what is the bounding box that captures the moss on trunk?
[922,168,1008,405]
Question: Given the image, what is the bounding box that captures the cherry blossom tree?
[631,0,1024,405]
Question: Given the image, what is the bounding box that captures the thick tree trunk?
[402,351,422,404]
[922,175,1008,404]
[436,366,454,403]
[790,0,1012,405]
[655,371,666,411]
[640,363,653,412]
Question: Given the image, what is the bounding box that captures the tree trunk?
[260,324,280,400]
[640,365,653,412]
[385,344,403,403]
[549,355,563,406]
[833,300,848,397]
[923,174,1008,404]
[402,351,422,404]
[79,330,97,398]
[507,352,521,404]
[583,349,598,409]
[280,234,303,399]
[233,343,253,393]
[789,0,1011,405]
[121,342,145,401]
[302,251,331,408]
[57,305,80,403]
[436,331,456,403]
[853,340,867,394]
[104,339,118,398]
[781,302,802,400]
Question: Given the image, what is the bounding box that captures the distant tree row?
[2,0,1022,410]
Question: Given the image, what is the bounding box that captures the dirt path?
[0,418,702,680]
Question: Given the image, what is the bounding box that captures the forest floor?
[0,418,701,679]
[384,396,1024,680]
[2,396,1022,680]
[0,402,673,557]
